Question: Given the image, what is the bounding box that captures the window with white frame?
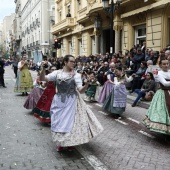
[135,25,146,46]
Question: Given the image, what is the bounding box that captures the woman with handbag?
[131,72,155,107]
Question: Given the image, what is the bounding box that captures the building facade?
[1,14,15,57]
[20,0,55,58]
[52,0,170,57]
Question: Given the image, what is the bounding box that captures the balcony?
[36,40,40,45]
[36,18,40,27]
[76,7,89,25]
[52,17,75,34]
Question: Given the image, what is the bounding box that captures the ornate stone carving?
[65,0,71,5]
[87,0,96,6]
[113,25,122,31]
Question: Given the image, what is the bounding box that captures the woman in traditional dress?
[23,72,45,110]
[98,62,115,103]
[103,67,133,117]
[39,55,103,151]
[14,55,33,96]
[33,66,56,123]
[143,59,170,134]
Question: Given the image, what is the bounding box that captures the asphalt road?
[0,66,170,170]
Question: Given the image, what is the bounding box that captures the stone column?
[114,25,121,53]
[94,29,101,55]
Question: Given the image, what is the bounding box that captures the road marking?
[115,119,128,125]
[95,103,102,107]
[98,111,108,116]
[87,105,92,108]
[139,130,155,139]
[76,145,109,170]
[127,117,140,124]
[4,79,12,81]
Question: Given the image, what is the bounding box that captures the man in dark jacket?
[132,48,145,72]
[0,58,6,88]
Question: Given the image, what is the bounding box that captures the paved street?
[1,66,170,170]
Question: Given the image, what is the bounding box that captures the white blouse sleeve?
[125,75,133,82]
[74,72,83,88]
[45,70,58,81]
[18,62,22,69]
[158,72,170,87]
[107,74,111,80]
[114,77,120,85]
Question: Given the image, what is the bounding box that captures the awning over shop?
[121,0,169,18]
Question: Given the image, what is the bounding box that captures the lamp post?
[102,0,122,56]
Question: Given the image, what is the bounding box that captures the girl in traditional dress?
[98,62,115,103]
[14,55,33,96]
[103,67,133,117]
[23,72,45,110]
[143,59,170,134]
[39,55,103,151]
[33,66,56,123]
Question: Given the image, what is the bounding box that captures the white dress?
[46,70,103,147]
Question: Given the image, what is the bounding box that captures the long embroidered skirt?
[33,82,55,123]
[143,89,170,135]
[102,85,126,115]
[14,67,33,93]
[98,81,114,103]
[51,91,103,147]
[23,87,44,110]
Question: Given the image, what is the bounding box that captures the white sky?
[0,0,15,23]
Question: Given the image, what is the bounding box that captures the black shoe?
[3,86,7,88]
[131,103,136,107]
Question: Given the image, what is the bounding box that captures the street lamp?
[102,0,122,56]
[94,14,101,29]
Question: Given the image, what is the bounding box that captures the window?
[58,10,62,22]
[135,25,146,46]
[77,0,81,11]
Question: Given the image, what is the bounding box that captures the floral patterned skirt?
[143,89,170,135]
[51,91,103,147]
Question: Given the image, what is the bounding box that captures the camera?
[43,64,48,68]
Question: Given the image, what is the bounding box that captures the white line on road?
[127,117,140,124]
[4,79,12,81]
[76,145,109,170]
[95,103,102,107]
[98,111,108,116]
[139,130,155,139]
[115,119,128,125]
[87,105,93,108]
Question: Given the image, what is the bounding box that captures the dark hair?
[62,55,74,66]
[159,58,168,65]
[115,66,122,71]
[147,72,155,80]
[141,61,147,67]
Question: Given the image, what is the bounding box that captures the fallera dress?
[46,70,103,147]
[33,81,55,123]
[14,61,33,93]
[23,77,44,110]
[143,70,170,134]
[103,75,132,115]
[98,70,115,103]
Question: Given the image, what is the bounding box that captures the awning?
[121,0,169,18]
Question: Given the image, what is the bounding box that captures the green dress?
[143,89,170,135]
[14,64,33,93]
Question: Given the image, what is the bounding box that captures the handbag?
[144,91,154,101]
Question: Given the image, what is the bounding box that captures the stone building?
[18,0,55,57]
[52,0,170,57]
